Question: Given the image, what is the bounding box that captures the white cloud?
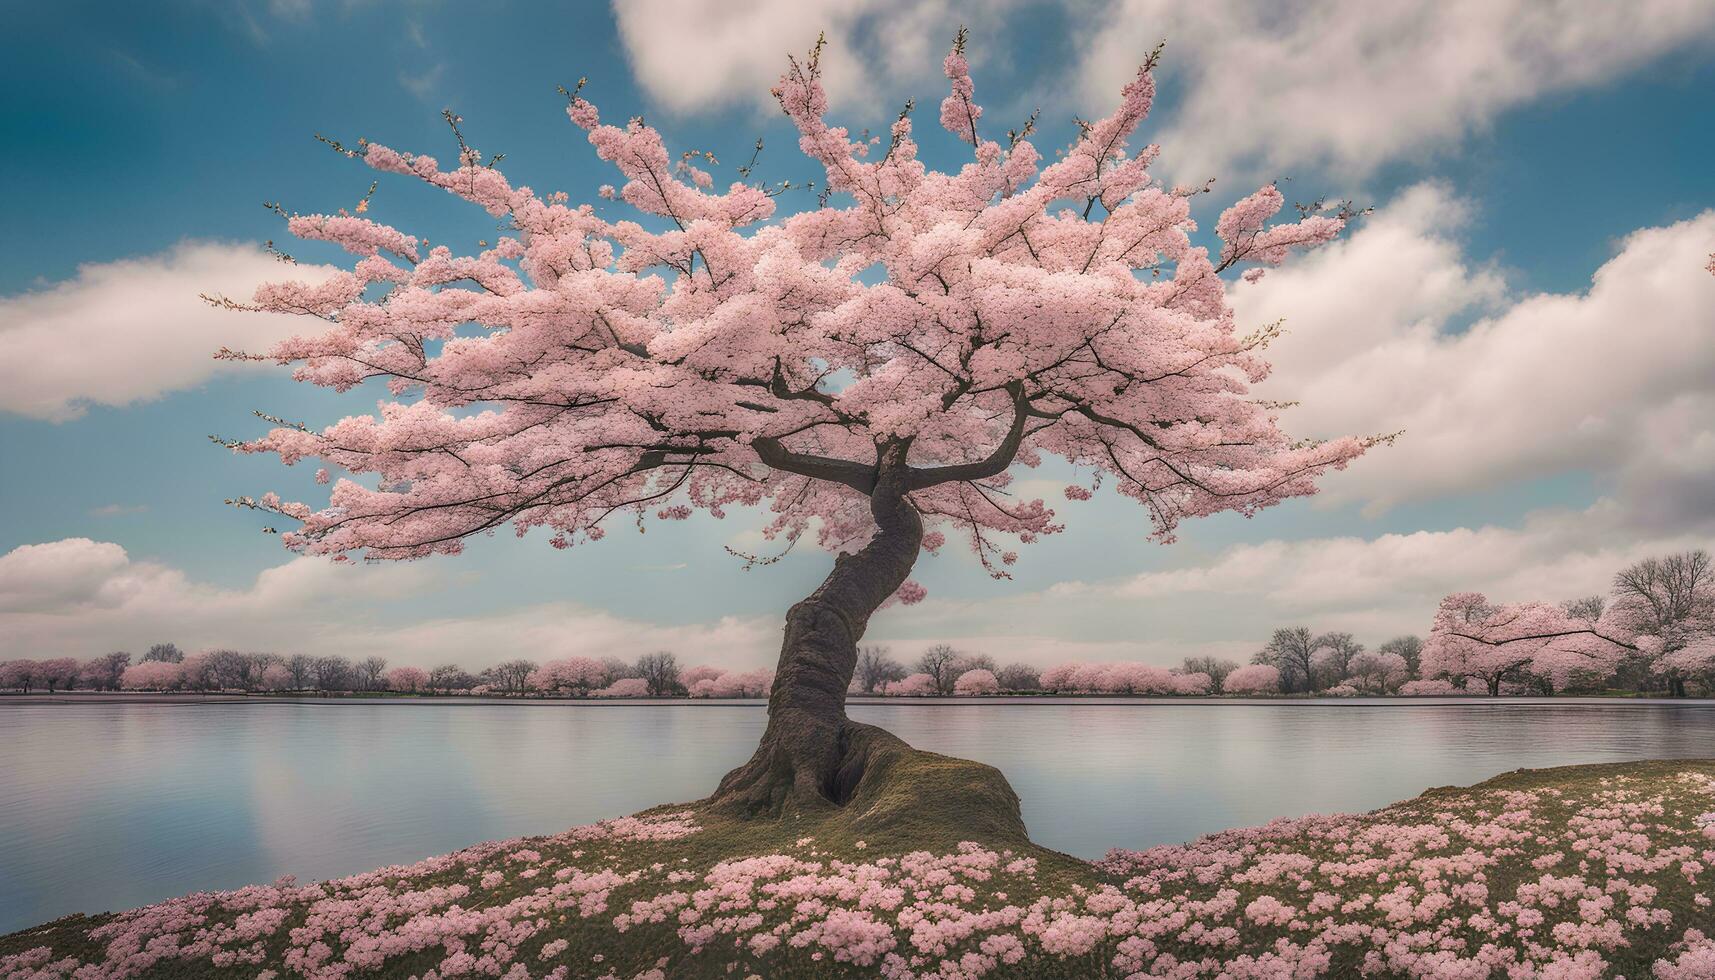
[0,538,777,670]
[0,538,134,612]
[0,242,335,422]
[1233,185,1715,512]
[611,0,1014,115]
[1079,0,1715,180]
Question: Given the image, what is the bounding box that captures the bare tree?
[1180,656,1239,692]
[285,654,315,691]
[483,658,536,694]
[995,662,1040,692]
[915,644,960,695]
[143,642,183,664]
[357,656,389,691]
[427,665,478,693]
[313,655,354,692]
[635,651,681,696]
[855,645,907,693]
[205,649,256,690]
[1613,550,1715,696]
[1256,627,1317,693]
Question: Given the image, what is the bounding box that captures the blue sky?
[2,0,1713,671]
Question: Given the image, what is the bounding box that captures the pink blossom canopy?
[231,37,1373,582]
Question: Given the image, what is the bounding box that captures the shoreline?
[7,759,1715,976]
[3,691,1713,707]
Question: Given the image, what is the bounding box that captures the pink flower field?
[5,761,1715,979]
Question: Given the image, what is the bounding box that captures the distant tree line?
[6,550,1705,700]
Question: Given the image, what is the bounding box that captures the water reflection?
[2,698,1711,933]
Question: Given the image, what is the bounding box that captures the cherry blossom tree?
[526,655,606,695]
[385,665,428,693]
[1421,592,1630,696]
[1222,664,1280,695]
[953,668,1000,695]
[882,673,938,697]
[38,657,80,693]
[0,660,41,692]
[121,661,183,691]
[692,668,775,698]
[1172,671,1213,695]
[224,33,1373,815]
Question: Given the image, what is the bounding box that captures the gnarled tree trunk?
[711,449,925,815]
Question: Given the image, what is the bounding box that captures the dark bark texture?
[710,447,1025,837]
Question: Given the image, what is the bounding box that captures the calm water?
[3,696,1714,934]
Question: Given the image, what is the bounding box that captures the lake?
[3,696,1714,934]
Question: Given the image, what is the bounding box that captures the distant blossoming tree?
[223,33,1374,816]
[527,656,606,695]
[1421,592,1631,696]
[883,673,939,697]
[121,661,183,691]
[953,668,1000,695]
[594,677,651,698]
[385,665,428,693]
[1222,664,1281,695]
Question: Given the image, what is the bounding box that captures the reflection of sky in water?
[4,699,1714,933]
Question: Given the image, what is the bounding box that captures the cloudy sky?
[2,0,1713,671]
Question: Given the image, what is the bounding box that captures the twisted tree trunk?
[711,448,924,815]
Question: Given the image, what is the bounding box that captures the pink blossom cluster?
[1422,593,1635,696]
[522,657,605,695]
[1221,664,1282,695]
[11,765,1715,978]
[591,677,650,698]
[952,669,1000,696]
[1037,662,1213,695]
[685,668,774,699]
[879,673,939,697]
[0,810,699,980]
